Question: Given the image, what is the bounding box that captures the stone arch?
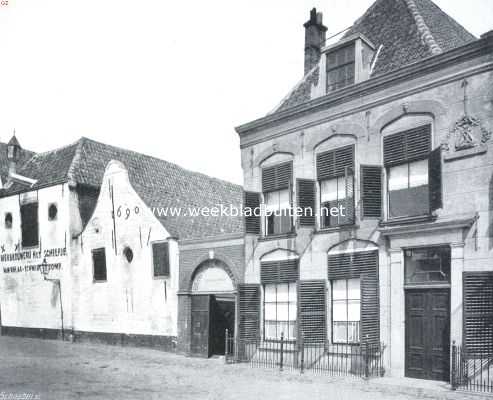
[307,122,364,151]
[188,256,238,292]
[260,248,299,262]
[371,100,447,137]
[254,142,298,167]
[327,238,379,255]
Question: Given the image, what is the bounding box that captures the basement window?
[92,248,107,282]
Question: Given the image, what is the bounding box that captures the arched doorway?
[190,259,236,357]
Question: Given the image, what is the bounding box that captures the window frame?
[151,240,170,279]
[20,202,39,248]
[326,43,356,92]
[262,282,297,342]
[331,278,361,345]
[263,186,293,237]
[92,247,107,283]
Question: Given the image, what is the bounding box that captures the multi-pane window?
[383,125,435,220]
[152,241,170,278]
[317,145,355,228]
[20,202,39,247]
[265,189,291,235]
[92,248,107,282]
[332,278,360,344]
[326,43,355,92]
[388,159,429,218]
[404,246,451,285]
[264,283,297,341]
[262,162,293,236]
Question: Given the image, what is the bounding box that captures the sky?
[0,1,491,185]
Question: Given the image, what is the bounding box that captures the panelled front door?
[405,289,450,381]
[191,295,210,357]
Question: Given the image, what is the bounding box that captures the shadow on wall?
[489,172,493,250]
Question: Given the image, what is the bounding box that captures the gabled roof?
[275,0,476,112]
[0,142,36,184]
[1,137,244,241]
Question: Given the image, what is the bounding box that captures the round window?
[123,246,133,263]
[48,204,58,220]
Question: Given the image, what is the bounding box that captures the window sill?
[153,276,170,280]
[315,225,359,235]
[379,215,435,227]
[258,232,297,242]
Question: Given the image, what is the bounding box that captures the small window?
[404,246,450,285]
[20,202,39,247]
[92,248,107,282]
[332,278,361,344]
[5,213,13,229]
[48,203,58,221]
[152,242,169,278]
[265,189,292,235]
[326,43,355,92]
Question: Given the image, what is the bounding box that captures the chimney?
[7,132,21,177]
[304,8,327,75]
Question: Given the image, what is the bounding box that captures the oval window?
[123,246,134,263]
[5,212,12,229]
[48,204,58,221]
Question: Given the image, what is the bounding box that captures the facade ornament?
[272,142,278,152]
[402,103,409,114]
[365,110,371,142]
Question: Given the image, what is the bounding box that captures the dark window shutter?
[317,145,354,180]
[261,259,299,284]
[244,191,261,234]
[20,202,39,247]
[152,242,169,277]
[238,284,261,340]
[344,167,355,224]
[298,280,326,344]
[262,162,292,192]
[92,248,107,281]
[429,147,443,213]
[297,179,316,226]
[361,272,380,346]
[361,166,382,218]
[328,251,378,280]
[463,272,493,356]
[383,125,432,166]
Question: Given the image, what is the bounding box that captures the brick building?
[0,136,244,355]
[235,0,493,382]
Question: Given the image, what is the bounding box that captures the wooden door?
[191,295,210,357]
[405,289,450,381]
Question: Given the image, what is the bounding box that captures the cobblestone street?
[0,336,490,400]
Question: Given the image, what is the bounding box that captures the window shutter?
[261,259,299,284]
[244,191,261,234]
[238,284,261,340]
[297,179,316,226]
[152,242,169,277]
[328,251,378,280]
[298,280,326,344]
[262,162,292,192]
[20,202,39,247]
[360,272,380,346]
[344,167,355,224]
[463,272,493,356]
[428,147,443,213]
[383,125,432,166]
[317,145,354,180]
[361,166,382,218]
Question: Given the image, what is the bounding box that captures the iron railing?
[451,342,493,393]
[225,330,384,378]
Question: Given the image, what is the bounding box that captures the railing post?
[364,340,370,379]
[300,332,304,374]
[451,341,457,390]
[225,329,229,364]
[280,332,284,371]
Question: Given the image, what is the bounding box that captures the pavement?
[0,336,491,400]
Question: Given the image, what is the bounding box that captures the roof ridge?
[80,136,242,189]
[403,0,442,55]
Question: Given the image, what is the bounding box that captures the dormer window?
[324,35,376,94]
[326,43,355,92]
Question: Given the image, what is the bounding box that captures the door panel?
[191,295,210,357]
[405,289,450,381]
